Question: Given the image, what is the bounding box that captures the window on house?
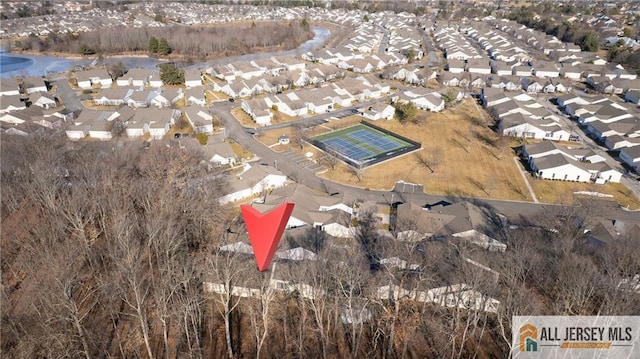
[564,174,568,180]
[577,176,580,181]
[552,173,555,179]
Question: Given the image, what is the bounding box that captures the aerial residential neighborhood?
[1,1,639,358]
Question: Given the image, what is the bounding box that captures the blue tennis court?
[347,130,403,152]
[310,123,420,167]
[323,137,373,160]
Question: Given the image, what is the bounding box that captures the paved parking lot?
[280,150,323,173]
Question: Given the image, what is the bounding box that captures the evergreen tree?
[580,31,598,52]
[157,38,171,55]
[159,63,184,85]
[148,36,158,53]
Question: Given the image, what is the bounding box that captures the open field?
[314,98,533,200]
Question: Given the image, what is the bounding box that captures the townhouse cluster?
[239,74,392,126]
[0,77,69,134]
[437,18,639,97]
[558,93,640,173]
[489,19,639,93]
[0,65,216,142]
[523,140,622,184]
[377,12,425,59]
[481,88,570,141]
[1,4,162,38]
[204,54,396,126]
[76,68,206,108]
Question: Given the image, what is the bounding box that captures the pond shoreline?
[1,24,333,79]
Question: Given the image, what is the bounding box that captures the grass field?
[316,98,534,200]
[310,123,415,164]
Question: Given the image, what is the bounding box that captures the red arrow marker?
[241,203,295,271]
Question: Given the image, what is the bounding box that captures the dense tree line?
[15,21,312,59]
[507,7,600,52]
[1,133,639,358]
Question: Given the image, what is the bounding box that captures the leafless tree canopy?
[1,133,639,358]
[19,21,313,59]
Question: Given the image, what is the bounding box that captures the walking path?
[513,157,539,203]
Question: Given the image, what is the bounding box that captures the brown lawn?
[531,180,640,210]
[256,126,297,147]
[165,121,194,139]
[231,107,256,127]
[316,98,533,200]
[271,110,299,125]
[227,138,254,160]
[205,89,229,104]
[81,100,118,111]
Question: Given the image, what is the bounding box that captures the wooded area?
[15,21,313,59]
[1,134,639,358]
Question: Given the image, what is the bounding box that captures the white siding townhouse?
[183,135,237,167]
[219,164,288,204]
[523,141,620,183]
[0,95,26,113]
[21,76,48,94]
[184,69,203,88]
[116,68,152,87]
[73,68,113,89]
[530,153,592,182]
[31,93,58,109]
[241,98,273,126]
[183,106,214,134]
[359,102,395,121]
[252,184,354,239]
[0,78,21,96]
[392,89,445,112]
[620,146,640,172]
[500,113,570,141]
[127,108,180,140]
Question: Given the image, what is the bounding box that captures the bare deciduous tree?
[414,148,441,173]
